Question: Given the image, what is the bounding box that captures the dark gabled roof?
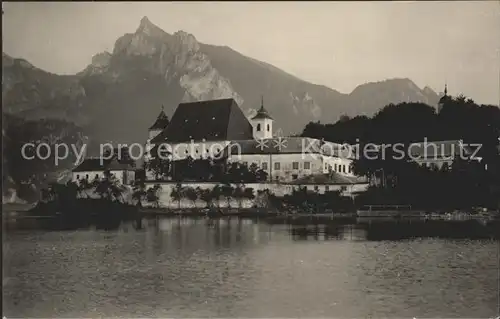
[72,158,134,172]
[149,108,170,130]
[289,173,368,185]
[409,140,473,160]
[220,137,355,158]
[438,94,452,104]
[251,103,273,120]
[151,98,254,144]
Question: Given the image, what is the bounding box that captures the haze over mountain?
[2,16,443,145]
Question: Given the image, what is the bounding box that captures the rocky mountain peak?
[423,86,437,96]
[2,52,15,67]
[91,51,111,67]
[136,16,167,38]
[171,30,200,53]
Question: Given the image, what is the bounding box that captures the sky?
[2,1,500,105]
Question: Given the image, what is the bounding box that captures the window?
[257,123,261,131]
[274,162,280,170]
[292,174,298,180]
[262,162,268,170]
[292,162,299,169]
[304,161,310,169]
[314,186,319,191]
[76,174,80,179]
[267,124,270,131]
[325,185,329,191]
[95,174,99,179]
[86,174,89,179]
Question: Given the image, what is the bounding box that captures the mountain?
[3,16,441,144]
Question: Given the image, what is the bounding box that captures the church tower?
[148,105,169,140]
[145,106,169,167]
[437,83,450,113]
[251,96,274,140]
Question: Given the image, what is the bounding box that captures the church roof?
[149,108,170,130]
[438,84,451,104]
[151,98,254,144]
[251,99,273,120]
[438,94,452,104]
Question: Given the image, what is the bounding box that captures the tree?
[184,186,199,208]
[243,187,255,202]
[221,183,234,208]
[170,183,184,209]
[197,187,213,208]
[132,179,147,207]
[146,184,162,208]
[78,178,93,199]
[94,170,126,202]
[210,185,223,208]
[232,183,246,208]
[144,152,171,180]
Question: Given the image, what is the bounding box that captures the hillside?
[3,16,441,143]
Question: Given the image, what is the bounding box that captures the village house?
[144,98,356,182]
[408,139,481,170]
[71,148,136,185]
[288,172,369,196]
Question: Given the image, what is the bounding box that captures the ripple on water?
[3,218,499,318]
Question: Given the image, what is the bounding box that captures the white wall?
[228,152,355,182]
[229,153,323,182]
[321,155,354,176]
[251,118,273,139]
[143,181,369,209]
[72,170,135,185]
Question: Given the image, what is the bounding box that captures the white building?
[408,139,481,170]
[145,98,357,183]
[72,158,135,185]
[147,98,254,163]
[223,137,355,182]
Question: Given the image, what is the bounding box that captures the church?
[144,98,358,183]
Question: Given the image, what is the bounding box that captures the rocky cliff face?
[3,16,442,143]
[2,16,446,201]
[107,18,243,105]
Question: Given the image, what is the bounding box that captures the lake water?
[3,217,499,318]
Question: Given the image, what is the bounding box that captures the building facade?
[72,158,136,185]
[408,139,481,170]
[144,98,357,183]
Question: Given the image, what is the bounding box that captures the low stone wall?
[143,181,369,209]
[144,182,261,209]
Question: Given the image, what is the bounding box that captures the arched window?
[257,123,261,131]
[267,124,270,131]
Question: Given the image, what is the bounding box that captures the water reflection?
[3,216,499,318]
